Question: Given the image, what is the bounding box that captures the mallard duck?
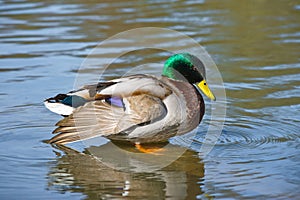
[44,53,216,144]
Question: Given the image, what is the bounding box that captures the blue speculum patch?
[105,97,124,108]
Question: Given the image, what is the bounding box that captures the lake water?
[0,0,299,199]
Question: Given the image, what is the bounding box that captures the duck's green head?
[162,53,216,101]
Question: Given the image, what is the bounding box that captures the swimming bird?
[44,53,216,145]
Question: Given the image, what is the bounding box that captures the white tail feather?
[44,101,74,116]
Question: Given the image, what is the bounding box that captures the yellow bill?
[196,80,216,101]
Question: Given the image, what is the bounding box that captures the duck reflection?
[47,142,204,199]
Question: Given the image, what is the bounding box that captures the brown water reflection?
[48,143,204,199]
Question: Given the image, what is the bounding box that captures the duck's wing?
[47,75,170,144]
[44,75,170,116]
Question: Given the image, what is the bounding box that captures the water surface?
[0,0,299,199]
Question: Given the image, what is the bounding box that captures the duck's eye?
[204,82,206,85]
